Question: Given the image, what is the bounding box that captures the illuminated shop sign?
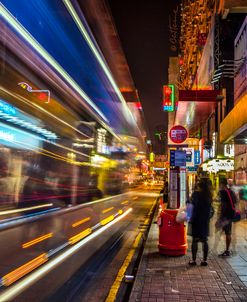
[0,122,42,150]
[163,84,175,111]
[149,152,155,162]
[211,132,217,158]
[202,159,234,173]
[224,144,234,157]
[183,147,194,167]
[96,128,110,155]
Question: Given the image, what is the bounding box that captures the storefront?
[201,158,234,192]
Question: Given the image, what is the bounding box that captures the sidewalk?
[129,212,247,302]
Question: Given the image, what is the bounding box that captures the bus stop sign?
[169,125,188,144]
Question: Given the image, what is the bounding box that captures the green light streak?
[169,84,175,111]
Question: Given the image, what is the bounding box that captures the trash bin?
[157,208,187,256]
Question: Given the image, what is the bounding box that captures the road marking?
[105,198,157,302]
[2,254,48,287]
[22,233,53,249]
[72,217,91,228]
[0,209,132,302]
[121,200,128,205]
[102,207,114,214]
[132,196,138,200]
[105,232,143,302]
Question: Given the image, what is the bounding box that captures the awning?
[220,93,247,143]
[175,90,221,135]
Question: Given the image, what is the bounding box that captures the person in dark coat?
[189,178,212,266]
[217,178,237,257]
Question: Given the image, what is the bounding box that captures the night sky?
[108,0,180,152]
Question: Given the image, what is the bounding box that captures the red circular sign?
[169,125,188,144]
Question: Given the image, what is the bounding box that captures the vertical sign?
[97,128,109,154]
[183,147,194,167]
[170,149,176,166]
[163,84,175,111]
[180,167,187,207]
[194,150,201,165]
[169,168,178,209]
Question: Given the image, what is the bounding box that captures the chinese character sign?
[163,84,175,111]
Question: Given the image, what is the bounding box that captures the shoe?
[200,261,208,266]
[189,260,197,266]
[218,250,230,257]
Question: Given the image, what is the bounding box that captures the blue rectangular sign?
[194,150,201,165]
[170,150,187,167]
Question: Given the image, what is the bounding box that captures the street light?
[18,82,50,104]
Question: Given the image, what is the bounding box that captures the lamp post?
[18,82,50,104]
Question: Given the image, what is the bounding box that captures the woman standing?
[189,178,213,266]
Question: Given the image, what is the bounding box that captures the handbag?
[226,189,241,223]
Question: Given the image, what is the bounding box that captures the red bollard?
[157,208,187,256]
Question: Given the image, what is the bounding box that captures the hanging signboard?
[163,84,175,111]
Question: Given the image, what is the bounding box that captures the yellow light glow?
[72,217,91,228]
[102,207,114,214]
[2,253,48,287]
[121,200,128,205]
[22,233,53,249]
[0,208,133,301]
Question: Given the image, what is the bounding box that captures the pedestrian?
[217,178,237,257]
[162,181,169,203]
[189,178,212,266]
[239,185,247,219]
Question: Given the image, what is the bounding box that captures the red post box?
[157,208,187,256]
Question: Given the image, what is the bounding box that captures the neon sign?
[0,100,16,116]
[163,84,175,111]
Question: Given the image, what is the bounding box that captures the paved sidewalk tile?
[129,216,247,302]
